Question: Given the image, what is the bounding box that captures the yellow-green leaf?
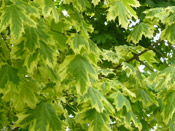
[0,5,36,38]
[127,22,155,44]
[107,0,140,28]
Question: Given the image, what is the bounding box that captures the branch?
[114,40,163,70]
[153,47,165,58]
[136,58,154,72]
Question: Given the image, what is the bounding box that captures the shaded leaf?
[17,102,65,131]
[0,65,19,89]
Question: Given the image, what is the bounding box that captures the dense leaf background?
[0,0,175,130]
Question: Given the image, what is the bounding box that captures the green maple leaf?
[123,111,142,130]
[162,91,175,124]
[65,9,93,35]
[0,65,19,89]
[107,0,140,28]
[161,24,175,44]
[144,8,166,21]
[83,87,114,113]
[109,91,132,111]
[136,89,157,107]
[24,26,39,52]
[17,102,65,131]
[59,55,96,94]
[77,108,110,131]
[3,81,38,110]
[68,55,95,94]
[0,40,10,61]
[40,41,57,68]
[64,0,90,12]
[153,66,175,89]
[51,32,67,50]
[38,66,58,82]
[68,34,89,53]
[127,22,155,44]
[24,49,40,73]
[0,4,36,38]
[50,20,68,50]
[122,62,136,77]
[139,50,157,67]
[35,0,59,22]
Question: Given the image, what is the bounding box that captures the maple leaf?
[59,55,96,94]
[1,0,175,130]
[109,91,132,111]
[0,65,19,89]
[107,0,140,28]
[24,26,39,52]
[65,9,94,35]
[161,91,175,124]
[64,0,90,12]
[123,111,142,130]
[67,55,96,94]
[161,24,175,44]
[0,4,36,38]
[35,0,59,22]
[139,50,157,67]
[136,89,157,107]
[3,81,38,110]
[17,102,65,131]
[83,87,114,113]
[40,41,57,68]
[68,34,89,53]
[144,8,166,21]
[76,108,110,131]
[127,22,155,44]
[24,50,40,73]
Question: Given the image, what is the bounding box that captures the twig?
[153,48,165,58]
[114,40,163,70]
[136,58,154,72]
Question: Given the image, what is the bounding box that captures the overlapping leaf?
[109,91,132,111]
[0,4,36,38]
[76,108,110,131]
[35,0,59,22]
[127,22,155,44]
[161,24,175,44]
[68,34,89,53]
[3,81,38,110]
[59,55,96,94]
[17,102,65,131]
[83,87,114,113]
[123,111,142,130]
[40,41,57,68]
[161,91,175,124]
[0,65,19,89]
[107,0,140,28]
[64,0,90,12]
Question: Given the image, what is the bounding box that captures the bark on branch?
[114,40,163,70]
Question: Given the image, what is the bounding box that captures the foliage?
[0,0,175,130]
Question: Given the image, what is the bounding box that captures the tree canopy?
[0,0,175,130]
